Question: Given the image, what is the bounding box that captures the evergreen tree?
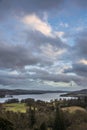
[40,122,47,130]
[28,107,36,128]
[53,106,66,130]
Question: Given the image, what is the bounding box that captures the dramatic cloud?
[0,42,40,68]
[64,29,87,80]
[0,67,81,87]
[0,0,87,90]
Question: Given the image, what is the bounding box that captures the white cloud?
[22,14,66,40]
[43,80,74,87]
[79,59,87,65]
[9,70,19,76]
[22,14,52,37]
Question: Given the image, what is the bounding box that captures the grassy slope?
[4,103,27,113]
[62,106,86,113]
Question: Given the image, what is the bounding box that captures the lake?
[0,93,75,103]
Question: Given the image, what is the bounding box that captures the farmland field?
[3,103,27,113]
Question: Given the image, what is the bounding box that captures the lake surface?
[0,93,75,103]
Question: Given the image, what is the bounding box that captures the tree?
[53,106,66,130]
[0,117,14,130]
[28,107,36,128]
[40,122,47,130]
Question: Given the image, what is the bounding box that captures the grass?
[62,106,86,113]
[4,103,27,113]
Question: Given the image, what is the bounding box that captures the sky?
[0,0,87,90]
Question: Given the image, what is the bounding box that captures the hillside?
[61,89,87,97]
[0,89,68,98]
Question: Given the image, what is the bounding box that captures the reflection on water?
[0,93,75,103]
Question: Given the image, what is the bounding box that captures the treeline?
[0,97,87,130]
[0,104,67,130]
[5,96,87,108]
[0,102,87,130]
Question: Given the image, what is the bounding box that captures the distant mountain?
[0,89,68,98]
[61,89,87,97]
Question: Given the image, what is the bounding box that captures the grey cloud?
[0,0,64,10]
[33,73,81,84]
[0,0,64,19]
[0,42,40,69]
[0,0,87,22]
[0,75,28,86]
[1,0,87,16]
[24,68,82,84]
[72,63,87,77]
[72,0,87,8]
[1,0,87,89]
[0,40,55,69]
[26,30,67,49]
[67,30,87,62]
[75,37,87,60]
[0,69,31,86]
[0,28,67,69]
[64,63,87,77]
[63,29,87,81]
[0,67,82,87]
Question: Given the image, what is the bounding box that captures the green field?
[4,103,27,113]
